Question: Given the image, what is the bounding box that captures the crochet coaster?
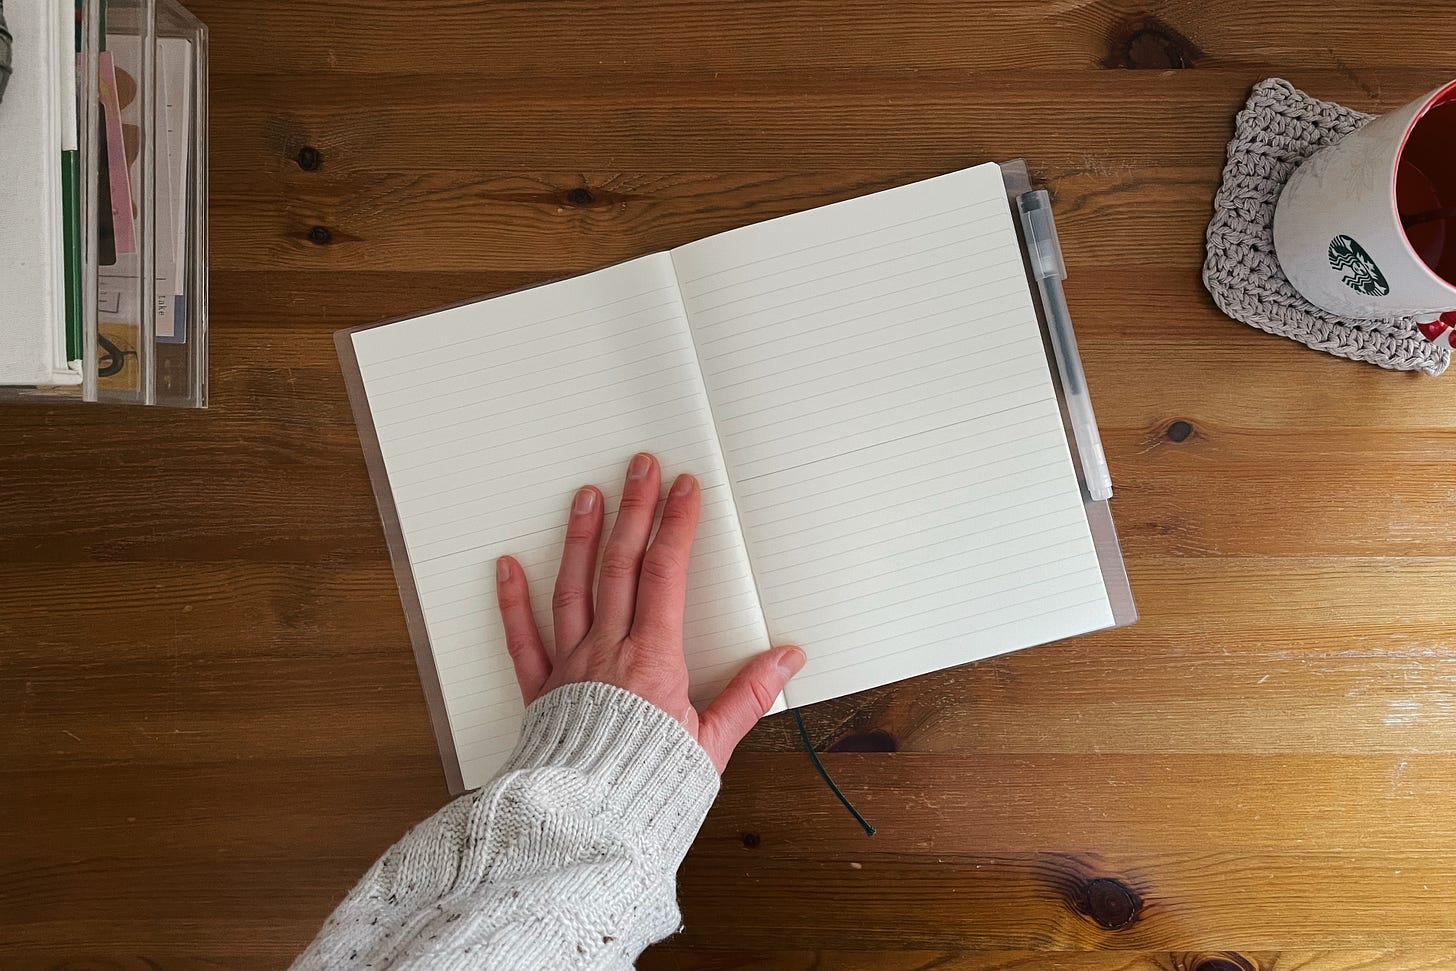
[1203,78,1450,376]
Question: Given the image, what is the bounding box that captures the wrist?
[500,681,720,867]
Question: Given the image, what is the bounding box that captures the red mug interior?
[1396,84,1456,285]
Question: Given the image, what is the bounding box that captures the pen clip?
[1017,190,1067,282]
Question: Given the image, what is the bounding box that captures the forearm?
[290,682,719,971]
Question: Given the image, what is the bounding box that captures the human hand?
[495,452,805,772]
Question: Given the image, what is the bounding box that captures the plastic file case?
[0,0,208,407]
[1000,159,1136,628]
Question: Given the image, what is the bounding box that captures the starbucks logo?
[1328,235,1390,297]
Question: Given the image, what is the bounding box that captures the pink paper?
[98,51,136,255]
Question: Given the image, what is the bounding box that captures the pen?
[60,0,81,365]
[1016,189,1113,502]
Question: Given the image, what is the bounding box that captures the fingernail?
[670,473,695,498]
[496,557,511,582]
[573,487,596,514]
[628,453,652,480]
[777,646,806,678]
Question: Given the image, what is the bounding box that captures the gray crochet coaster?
[1203,78,1450,376]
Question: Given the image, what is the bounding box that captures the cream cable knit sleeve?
[290,682,721,971]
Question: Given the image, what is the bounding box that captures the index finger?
[630,473,700,643]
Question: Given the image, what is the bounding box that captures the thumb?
[697,646,806,772]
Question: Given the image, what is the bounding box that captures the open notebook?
[340,161,1134,792]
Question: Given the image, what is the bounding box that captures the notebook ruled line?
[691,254,1025,336]
[674,200,985,287]
[728,392,1058,482]
[382,389,707,465]
[733,409,1065,505]
[708,313,1025,394]
[801,593,1111,683]
[739,444,1068,530]
[752,493,1085,581]
[366,307,688,397]
[356,282,681,371]
[696,274,1019,362]
[373,344,700,434]
[800,577,1109,669]
[765,530,1097,616]
[388,410,713,495]
[686,230,1006,319]
[774,550,1100,634]
[712,343,1043,421]
[682,208,1003,303]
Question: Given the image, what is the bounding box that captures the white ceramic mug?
[1273,79,1456,321]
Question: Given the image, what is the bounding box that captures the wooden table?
[6,1,1456,968]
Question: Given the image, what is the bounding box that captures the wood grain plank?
[0,921,316,971]
[194,0,1456,76]
[640,947,1456,971]
[2,758,442,861]
[207,71,1453,174]
[696,753,1456,854]
[664,850,1456,950]
[207,165,1221,272]
[743,647,1456,756]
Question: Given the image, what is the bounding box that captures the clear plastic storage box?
[1,0,208,407]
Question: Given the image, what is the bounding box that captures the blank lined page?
[350,254,768,789]
[671,163,1115,708]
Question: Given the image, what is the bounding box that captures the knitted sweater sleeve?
[289,682,721,971]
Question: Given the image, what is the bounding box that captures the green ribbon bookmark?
[793,708,876,837]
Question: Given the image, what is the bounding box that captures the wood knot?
[1190,955,1258,971]
[1165,419,1193,443]
[828,729,898,752]
[307,225,333,245]
[740,832,761,849]
[295,145,322,171]
[1104,15,1202,69]
[1079,877,1142,929]
[564,187,597,207]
